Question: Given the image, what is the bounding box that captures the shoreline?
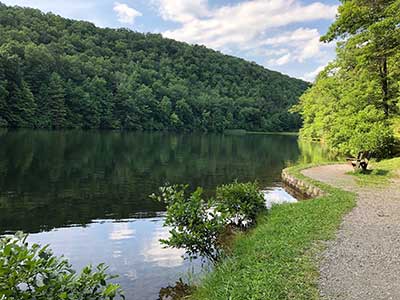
[190,162,356,299]
[190,158,400,299]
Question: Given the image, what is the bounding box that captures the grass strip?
[191,163,356,300]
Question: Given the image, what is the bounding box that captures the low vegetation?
[215,181,265,228]
[0,232,124,300]
[151,181,265,263]
[151,184,227,263]
[190,164,356,300]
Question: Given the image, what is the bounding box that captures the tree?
[85,76,114,129]
[295,59,396,157]
[0,63,8,127]
[23,43,54,96]
[0,50,36,128]
[0,3,309,132]
[321,0,400,117]
[159,96,172,127]
[48,73,67,129]
[295,0,399,158]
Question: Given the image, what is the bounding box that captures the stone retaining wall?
[282,169,324,199]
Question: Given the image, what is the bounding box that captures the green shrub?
[151,185,227,263]
[0,232,124,300]
[152,182,266,264]
[216,181,265,227]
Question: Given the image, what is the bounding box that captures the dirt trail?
[302,164,400,300]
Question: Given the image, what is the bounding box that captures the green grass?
[191,164,356,300]
[350,157,400,186]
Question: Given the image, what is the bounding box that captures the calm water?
[0,129,325,300]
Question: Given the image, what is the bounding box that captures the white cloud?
[159,0,337,50]
[113,2,142,25]
[155,0,209,23]
[302,64,328,82]
[154,0,337,76]
[268,53,292,66]
[264,28,329,66]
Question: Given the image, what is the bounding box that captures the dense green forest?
[0,3,308,132]
[294,0,400,158]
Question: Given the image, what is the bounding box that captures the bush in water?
[0,232,124,300]
[151,185,227,263]
[215,181,265,228]
[152,182,265,263]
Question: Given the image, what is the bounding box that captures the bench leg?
[360,162,368,171]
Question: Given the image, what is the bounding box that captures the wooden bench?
[346,151,371,171]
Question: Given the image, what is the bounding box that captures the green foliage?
[151,185,227,263]
[0,3,308,132]
[0,232,124,300]
[215,181,265,227]
[48,73,66,129]
[151,182,267,263]
[191,165,356,300]
[295,0,400,158]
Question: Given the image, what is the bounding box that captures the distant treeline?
[0,3,308,132]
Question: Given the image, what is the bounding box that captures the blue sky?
[2,0,340,81]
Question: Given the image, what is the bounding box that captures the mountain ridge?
[0,2,309,131]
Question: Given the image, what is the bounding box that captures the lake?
[0,129,326,300]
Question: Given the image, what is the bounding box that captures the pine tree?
[0,62,8,127]
[1,52,36,128]
[48,73,66,129]
[7,81,36,128]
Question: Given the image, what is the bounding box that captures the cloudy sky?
[2,0,340,81]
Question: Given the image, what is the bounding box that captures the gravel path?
[302,164,400,300]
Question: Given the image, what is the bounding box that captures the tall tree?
[295,0,399,157]
[321,0,400,117]
[0,50,36,128]
[48,73,66,129]
[0,61,8,127]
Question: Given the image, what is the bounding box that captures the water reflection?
[142,226,186,268]
[0,130,302,233]
[0,130,328,300]
[27,218,202,300]
[263,187,298,209]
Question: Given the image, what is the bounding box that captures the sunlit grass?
[350,157,400,186]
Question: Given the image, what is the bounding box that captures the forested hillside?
[0,3,308,132]
[294,0,399,158]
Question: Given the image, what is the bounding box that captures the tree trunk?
[379,56,389,118]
